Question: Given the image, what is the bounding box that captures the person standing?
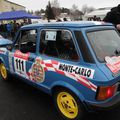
[103,4,120,33]
[6,23,12,38]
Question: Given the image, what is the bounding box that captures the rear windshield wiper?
[114,49,120,56]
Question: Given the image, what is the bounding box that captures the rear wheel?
[53,88,86,120]
[0,63,9,81]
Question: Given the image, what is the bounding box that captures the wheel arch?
[0,57,8,71]
[0,57,8,69]
[0,57,5,64]
[51,81,85,102]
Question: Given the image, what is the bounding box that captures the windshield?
[87,29,120,62]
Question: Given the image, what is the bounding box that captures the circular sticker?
[32,58,45,82]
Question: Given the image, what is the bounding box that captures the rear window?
[87,29,120,62]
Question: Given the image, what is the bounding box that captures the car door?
[10,28,38,81]
[38,29,80,84]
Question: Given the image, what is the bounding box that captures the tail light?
[96,84,118,101]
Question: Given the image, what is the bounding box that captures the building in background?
[84,7,111,21]
[0,0,25,12]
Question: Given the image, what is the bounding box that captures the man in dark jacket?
[103,4,120,33]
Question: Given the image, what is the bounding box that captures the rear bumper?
[85,92,120,112]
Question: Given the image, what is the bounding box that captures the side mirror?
[6,44,13,51]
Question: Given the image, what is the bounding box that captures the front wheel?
[53,88,86,120]
[0,63,9,81]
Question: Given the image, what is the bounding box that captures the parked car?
[0,21,120,120]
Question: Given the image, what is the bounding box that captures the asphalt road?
[0,77,120,120]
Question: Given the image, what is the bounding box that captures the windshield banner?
[105,56,120,73]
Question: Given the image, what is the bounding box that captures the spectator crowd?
[87,15,101,21]
[0,19,31,40]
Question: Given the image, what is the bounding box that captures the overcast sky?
[9,0,120,11]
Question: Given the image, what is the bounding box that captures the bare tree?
[87,7,95,13]
[51,0,60,8]
[81,4,88,15]
[71,4,78,12]
[81,4,95,15]
[70,4,83,20]
[35,10,41,16]
[51,0,61,18]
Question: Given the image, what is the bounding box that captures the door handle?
[28,57,34,62]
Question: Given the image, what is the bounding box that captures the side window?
[74,31,95,63]
[40,30,79,61]
[14,29,37,53]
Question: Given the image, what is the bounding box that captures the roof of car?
[21,21,113,29]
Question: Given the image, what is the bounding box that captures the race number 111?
[14,58,26,74]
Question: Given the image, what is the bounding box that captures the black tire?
[0,62,10,81]
[53,88,87,120]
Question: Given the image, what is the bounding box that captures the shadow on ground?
[0,78,120,120]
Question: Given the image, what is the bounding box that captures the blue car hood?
[0,38,13,46]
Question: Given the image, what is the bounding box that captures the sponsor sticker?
[45,31,57,41]
[27,57,45,83]
[27,58,96,91]
[58,63,95,79]
[14,50,30,60]
[14,50,30,76]
[105,56,120,73]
